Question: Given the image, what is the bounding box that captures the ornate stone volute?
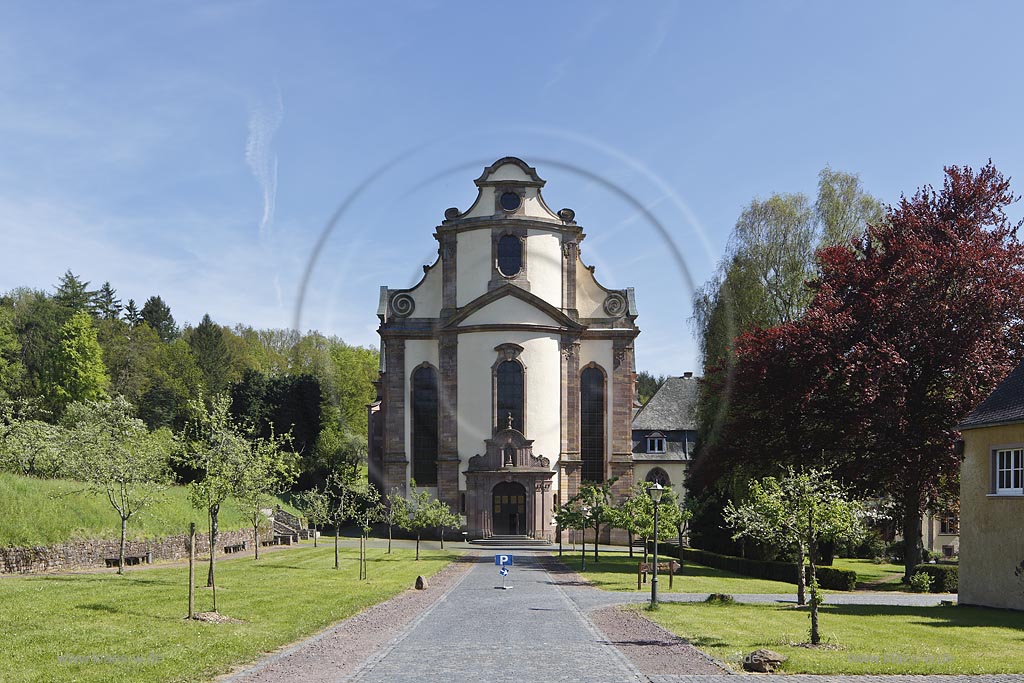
[467,428,551,472]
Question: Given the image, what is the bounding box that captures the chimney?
[683,371,693,378]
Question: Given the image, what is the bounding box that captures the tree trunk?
[808,537,820,645]
[313,523,318,548]
[677,527,684,564]
[902,504,924,582]
[388,523,392,554]
[795,543,806,606]
[628,530,634,558]
[207,505,219,588]
[253,523,260,560]
[593,523,600,561]
[118,516,127,575]
[416,533,420,561]
[643,536,649,564]
[334,527,340,569]
[440,527,445,550]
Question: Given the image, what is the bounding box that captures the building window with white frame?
[647,435,666,454]
[993,448,1024,495]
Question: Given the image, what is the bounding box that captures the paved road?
[349,551,644,683]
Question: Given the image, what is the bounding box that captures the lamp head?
[647,482,664,503]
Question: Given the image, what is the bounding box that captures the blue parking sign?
[494,554,514,566]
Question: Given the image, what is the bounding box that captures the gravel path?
[218,557,475,683]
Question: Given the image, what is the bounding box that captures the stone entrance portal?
[465,428,555,539]
[492,481,526,535]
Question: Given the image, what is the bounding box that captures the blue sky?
[2,2,1021,376]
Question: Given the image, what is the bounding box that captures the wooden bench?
[223,542,247,554]
[637,560,679,590]
[104,554,151,568]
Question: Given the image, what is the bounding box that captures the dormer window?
[647,435,666,454]
[497,234,523,277]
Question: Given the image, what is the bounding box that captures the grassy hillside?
[0,472,300,547]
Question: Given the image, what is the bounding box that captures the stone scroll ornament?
[390,293,415,318]
[603,292,627,317]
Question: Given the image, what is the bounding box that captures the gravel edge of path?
[540,555,735,677]
[217,556,476,683]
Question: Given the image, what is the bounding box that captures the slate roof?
[632,375,700,431]
[959,360,1024,430]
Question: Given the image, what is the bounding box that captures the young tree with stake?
[724,468,863,644]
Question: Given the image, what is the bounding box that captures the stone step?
[468,536,552,547]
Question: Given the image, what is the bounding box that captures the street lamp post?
[647,483,664,609]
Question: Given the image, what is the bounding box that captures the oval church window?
[497,234,523,277]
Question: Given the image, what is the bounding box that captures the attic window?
[647,436,666,454]
[497,234,523,277]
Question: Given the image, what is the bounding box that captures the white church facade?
[368,157,640,540]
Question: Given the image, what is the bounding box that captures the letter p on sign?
[495,554,513,566]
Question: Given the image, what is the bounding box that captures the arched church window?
[411,365,438,486]
[581,366,605,483]
[496,360,524,433]
[645,467,671,487]
[497,234,523,277]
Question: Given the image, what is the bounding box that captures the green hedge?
[914,563,958,593]
[655,543,856,591]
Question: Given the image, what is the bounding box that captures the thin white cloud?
[245,86,284,239]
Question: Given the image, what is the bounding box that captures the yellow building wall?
[959,424,1024,610]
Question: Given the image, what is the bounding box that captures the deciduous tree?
[63,398,172,574]
[724,468,863,643]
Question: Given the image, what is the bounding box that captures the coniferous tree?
[188,314,233,394]
[123,299,142,326]
[53,271,95,314]
[92,282,122,320]
[141,296,178,342]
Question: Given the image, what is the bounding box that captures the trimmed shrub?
[658,543,857,591]
[705,593,736,605]
[914,563,958,593]
[909,571,933,593]
[809,565,857,591]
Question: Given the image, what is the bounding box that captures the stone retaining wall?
[0,527,268,574]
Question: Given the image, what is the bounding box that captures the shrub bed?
[914,563,958,593]
[657,543,856,591]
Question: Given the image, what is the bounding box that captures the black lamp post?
[647,483,664,609]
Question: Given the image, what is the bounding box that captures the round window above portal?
[499,191,521,212]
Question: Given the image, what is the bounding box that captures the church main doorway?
[492,481,527,535]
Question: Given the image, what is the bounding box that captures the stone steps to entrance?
[468,535,552,547]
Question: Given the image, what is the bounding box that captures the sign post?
[495,554,513,590]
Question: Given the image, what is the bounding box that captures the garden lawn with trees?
[0,471,298,547]
[0,544,456,683]
[644,602,1024,674]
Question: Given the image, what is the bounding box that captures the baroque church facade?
[368,157,639,540]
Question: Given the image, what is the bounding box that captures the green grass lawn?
[559,552,798,594]
[0,472,300,546]
[644,602,1024,674]
[0,544,456,683]
[830,557,906,589]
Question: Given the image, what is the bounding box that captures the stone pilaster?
[610,338,636,502]
[437,333,460,511]
[560,336,581,500]
[562,239,578,317]
[383,337,408,497]
[440,232,456,316]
